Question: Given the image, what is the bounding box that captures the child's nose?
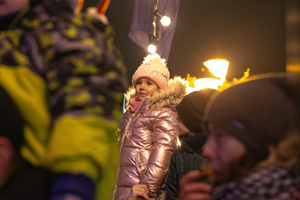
[140,83,146,89]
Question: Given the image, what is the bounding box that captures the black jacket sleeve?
[166,149,179,200]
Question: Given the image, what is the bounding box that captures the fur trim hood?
[125,76,188,110]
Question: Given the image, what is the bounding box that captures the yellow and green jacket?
[0,1,127,199]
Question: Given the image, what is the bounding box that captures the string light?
[147,0,171,54]
[153,10,171,26]
[147,34,158,53]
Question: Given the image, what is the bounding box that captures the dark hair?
[0,87,24,151]
[30,0,43,6]
[226,150,262,181]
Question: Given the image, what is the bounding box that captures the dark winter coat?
[166,132,209,200]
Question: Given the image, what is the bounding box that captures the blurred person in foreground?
[0,86,51,200]
[178,73,300,200]
[165,89,218,200]
[0,0,127,199]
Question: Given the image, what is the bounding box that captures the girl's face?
[202,123,246,182]
[135,78,158,101]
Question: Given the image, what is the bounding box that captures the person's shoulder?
[22,2,106,33]
[162,105,177,112]
[154,106,178,118]
[173,146,183,154]
[170,146,190,162]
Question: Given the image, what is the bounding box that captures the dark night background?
[84,0,286,83]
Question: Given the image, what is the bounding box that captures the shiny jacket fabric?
[113,77,187,200]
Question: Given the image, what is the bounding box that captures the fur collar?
[125,76,188,110]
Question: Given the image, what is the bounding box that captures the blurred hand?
[127,184,150,200]
[178,170,212,200]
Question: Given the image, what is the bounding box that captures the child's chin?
[138,96,146,100]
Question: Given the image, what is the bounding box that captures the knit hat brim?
[176,89,218,134]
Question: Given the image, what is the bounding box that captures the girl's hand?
[178,170,212,200]
[128,184,150,200]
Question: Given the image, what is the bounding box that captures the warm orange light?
[75,0,85,14]
[186,78,220,94]
[194,78,220,90]
[97,0,111,14]
[185,58,229,94]
[203,59,229,85]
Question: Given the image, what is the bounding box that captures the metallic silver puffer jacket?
[113,77,187,200]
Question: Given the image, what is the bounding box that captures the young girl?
[113,53,187,200]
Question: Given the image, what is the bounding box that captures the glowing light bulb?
[160,16,171,26]
[147,44,156,53]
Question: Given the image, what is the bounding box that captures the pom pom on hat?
[132,53,170,89]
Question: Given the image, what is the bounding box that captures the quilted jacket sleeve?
[139,108,178,197]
